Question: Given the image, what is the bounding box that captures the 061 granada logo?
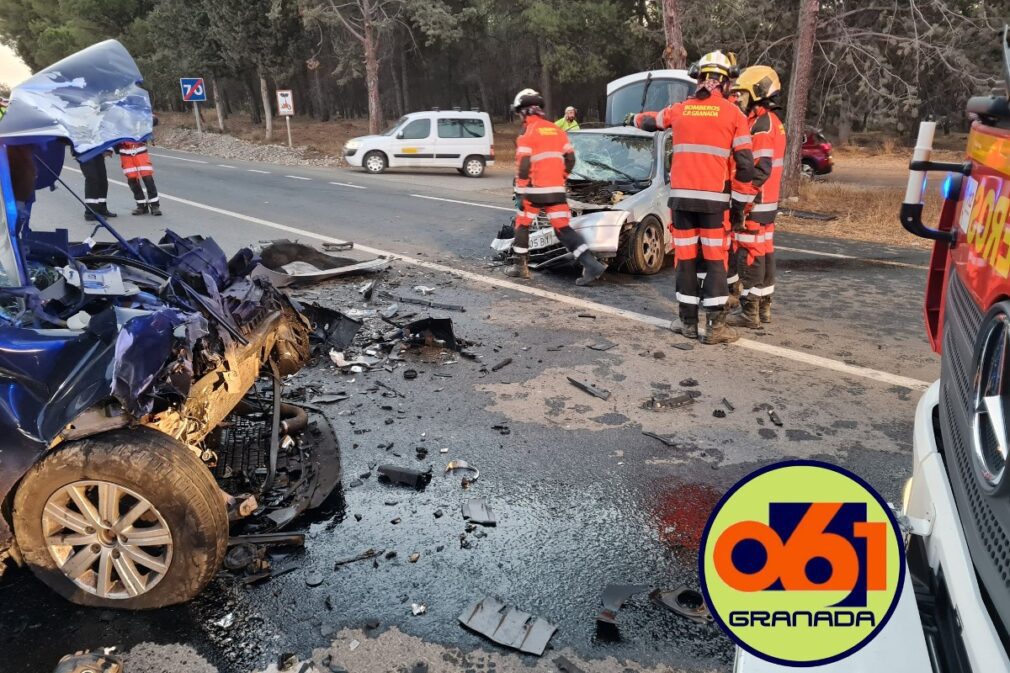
[699,461,905,666]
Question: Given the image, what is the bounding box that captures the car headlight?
[345,140,361,150]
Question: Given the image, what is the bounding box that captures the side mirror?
[396,131,405,139]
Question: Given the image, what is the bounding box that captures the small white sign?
[276,89,295,117]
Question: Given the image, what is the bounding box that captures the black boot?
[575,250,607,286]
[149,202,162,216]
[505,253,531,279]
[702,310,739,345]
[131,203,148,216]
[97,204,117,218]
[671,318,699,339]
[759,296,772,324]
[84,210,97,222]
[727,297,761,329]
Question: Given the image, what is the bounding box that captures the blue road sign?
[180,78,207,103]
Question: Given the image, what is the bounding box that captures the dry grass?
[778,180,943,249]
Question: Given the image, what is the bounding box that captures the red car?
[801,128,833,178]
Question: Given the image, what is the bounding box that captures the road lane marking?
[217,164,236,169]
[248,169,271,175]
[286,175,312,181]
[149,153,207,165]
[410,194,514,212]
[331,182,367,190]
[65,167,929,390]
[775,245,928,271]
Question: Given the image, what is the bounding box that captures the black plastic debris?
[768,410,784,427]
[359,280,376,301]
[311,393,350,404]
[588,340,617,352]
[384,292,466,312]
[458,596,558,656]
[462,498,497,526]
[679,378,698,387]
[554,656,588,673]
[403,369,418,380]
[378,464,433,489]
[597,584,651,625]
[642,431,678,447]
[713,409,727,418]
[405,317,459,351]
[651,587,714,625]
[253,240,386,287]
[302,304,363,353]
[673,343,694,351]
[722,398,735,412]
[577,313,596,319]
[643,393,693,411]
[567,377,611,401]
[491,358,512,372]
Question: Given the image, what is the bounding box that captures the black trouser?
[672,209,728,323]
[80,156,109,213]
[128,175,159,206]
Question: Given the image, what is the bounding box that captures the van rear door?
[435,117,489,167]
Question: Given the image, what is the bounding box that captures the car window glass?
[461,119,485,138]
[438,119,462,138]
[383,117,407,135]
[400,119,430,140]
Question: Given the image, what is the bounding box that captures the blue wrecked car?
[0,41,340,608]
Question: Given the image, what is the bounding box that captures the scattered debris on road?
[596,584,651,625]
[462,498,497,526]
[567,377,611,401]
[768,409,784,427]
[252,240,388,288]
[643,393,694,411]
[378,464,434,489]
[651,587,714,625]
[458,596,558,656]
[445,460,480,486]
[411,603,427,616]
[333,548,384,569]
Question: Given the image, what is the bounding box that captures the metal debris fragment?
[642,431,678,447]
[713,409,726,418]
[588,341,617,352]
[359,280,376,300]
[643,393,693,411]
[403,369,418,380]
[445,460,480,484]
[306,571,324,587]
[577,313,596,319]
[334,548,383,569]
[567,377,611,401]
[768,410,783,426]
[491,358,512,372]
[461,498,497,526]
[378,464,433,489]
[722,398,735,412]
[412,603,427,616]
[679,378,698,387]
[554,656,588,673]
[458,596,558,656]
[596,584,651,625]
[673,343,694,351]
[651,587,714,625]
[413,285,436,295]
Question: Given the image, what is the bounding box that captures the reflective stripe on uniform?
[531,151,565,163]
[735,233,764,243]
[119,147,147,156]
[753,149,775,158]
[516,146,533,155]
[672,143,731,158]
[546,210,571,219]
[731,191,755,203]
[571,244,589,258]
[752,202,778,212]
[699,236,723,247]
[673,236,700,246]
[749,285,775,296]
[563,144,574,152]
[516,186,566,194]
[703,296,729,307]
[676,292,699,305]
[670,189,730,203]
[84,198,106,204]
[726,274,739,284]
[732,135,752,148]
[513,247,529,253]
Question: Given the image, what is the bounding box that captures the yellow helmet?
[732,66,782,106]
[689,50,736,81]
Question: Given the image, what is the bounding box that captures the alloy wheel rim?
[367,156,383,172]
[466,160,482,176]
[42,480,173,599]
[642,225,659,267]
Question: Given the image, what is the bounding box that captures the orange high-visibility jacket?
[635,90,754,212]
[515,115,576,206]
[732,108,786,225]
[117,141,153,178]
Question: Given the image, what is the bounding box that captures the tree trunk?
[212,77,225,132]
[837,103,851,146]
[363,5,383,135]
[260,75,274,142]
[390,56,405,117]
[246,76,262,125]
[400,48,411,112]
[538,43,553,117]
[477,77,490,113]
[782,0,819,198]
[312,67,329,123]
[661,0,687,69]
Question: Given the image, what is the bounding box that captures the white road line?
[148,153,208,165]
[330,182,367,190]
[69,168,931,390]
[248,169,271,175]
[285,175,312,181]
[411,194,514,212]
[217,164,236,169]
[775,245,928,271]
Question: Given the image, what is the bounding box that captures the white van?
[343,109,495,177]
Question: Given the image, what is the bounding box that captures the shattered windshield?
[569,133,654,183]
[0,201,18,289]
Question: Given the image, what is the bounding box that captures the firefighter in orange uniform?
[116,115,161,216]
[506,88,607,285]
[727,66,786,328]
[627,51,754,344]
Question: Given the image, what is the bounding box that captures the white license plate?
[529,228,558,249]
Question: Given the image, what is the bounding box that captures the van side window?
[438,119,486,139]
[401,119,431,140]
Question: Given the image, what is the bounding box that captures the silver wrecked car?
[492,126,673,275]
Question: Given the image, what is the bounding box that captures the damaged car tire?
[12,427,228,609]
[624,216,666,275]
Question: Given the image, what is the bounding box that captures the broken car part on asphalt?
[651,587,714,625]
[301,304,362,354]
[378,464,433,489]
[403,317,459,351]
[643,393,694,411]
[461,498,497,526]
[596,584,651,625]
[445,460,480,485]
[381,291,466,313]
[458,596,558,656]
[251,240,388,288]
[334,548,384,569]
[567,377,611,401]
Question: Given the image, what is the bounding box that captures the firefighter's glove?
[729,205,746,232]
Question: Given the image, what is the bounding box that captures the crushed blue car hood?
[0,39,153,189]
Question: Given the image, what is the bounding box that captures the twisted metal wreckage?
[0,40,357,607]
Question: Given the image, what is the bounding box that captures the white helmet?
[688,50,738,81]
[512,88,545,113]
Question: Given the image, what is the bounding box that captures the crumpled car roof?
[0,40,153,188]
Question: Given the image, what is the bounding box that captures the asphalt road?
[0,148,939,673]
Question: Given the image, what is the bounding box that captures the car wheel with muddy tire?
[363,151,388,174]
[12,427,228,609]
[623,216,666,275]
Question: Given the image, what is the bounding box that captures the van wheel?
[363,151,388,174]
[624,216,666,275]
[12,427,228,609]
[801,160,815,180]
[463,156,486,178]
